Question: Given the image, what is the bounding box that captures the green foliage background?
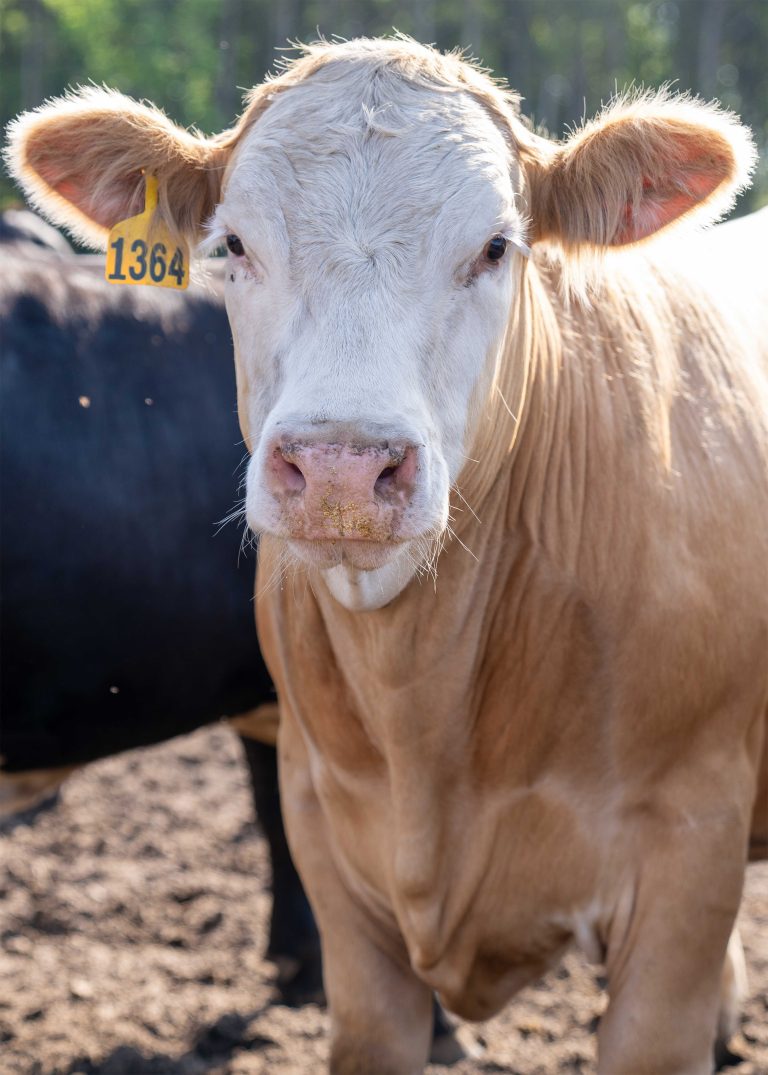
[2,0,766,215]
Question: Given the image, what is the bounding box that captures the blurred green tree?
[2,0,765,214]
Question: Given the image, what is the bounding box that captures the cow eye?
[226,234,245,257]
[484,235,507,262]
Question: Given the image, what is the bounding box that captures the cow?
[7,37,767,1075]
[0,232,321,1004]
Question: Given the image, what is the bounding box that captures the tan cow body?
[258,217,768,1072]
[7,38,767,1075]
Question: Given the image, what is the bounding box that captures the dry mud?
[1,725,766,1075]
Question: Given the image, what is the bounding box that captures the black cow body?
[1,244,264,768]
[0,231,320,1002]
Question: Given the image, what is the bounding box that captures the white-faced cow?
[7,38,767,1075]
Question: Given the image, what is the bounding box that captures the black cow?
[0,224,320,1002]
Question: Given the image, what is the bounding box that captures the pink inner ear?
[46,169,143,231]
[26,124,144,233]
[53,178,121,231]
[614,150,731,245]
[57,177,94,212]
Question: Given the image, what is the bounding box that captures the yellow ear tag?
[105,174,189,290]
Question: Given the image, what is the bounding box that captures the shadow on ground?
[56,1011,274,1075]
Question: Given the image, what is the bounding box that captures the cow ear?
[525,91,756,249]
[5,87,233,250]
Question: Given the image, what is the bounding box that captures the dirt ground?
[1,725,766,1075]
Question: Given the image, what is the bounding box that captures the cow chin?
[287,537,403,572]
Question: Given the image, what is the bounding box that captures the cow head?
[7,39,754,609]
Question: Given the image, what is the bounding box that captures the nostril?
[375,462,401,496]
[283,460,305,490]
[272,448,306,494]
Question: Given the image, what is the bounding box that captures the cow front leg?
[241,731,466,1065]
[322,911,434,1075]
[295,826,433,1074]
[280,752,433,1073]
[597,839,746,1075]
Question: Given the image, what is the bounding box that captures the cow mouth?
[287,537,405,571]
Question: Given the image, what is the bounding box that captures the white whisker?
[215,498,247,535]
[257,539,291,597]
[446,523,479,563]
[453,485,481,524]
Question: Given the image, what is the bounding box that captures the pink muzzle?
[265,438,419,542]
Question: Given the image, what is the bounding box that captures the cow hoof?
[273,953,326,1008]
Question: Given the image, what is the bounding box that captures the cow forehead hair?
[229,80,517,219]
[236,36,526,138]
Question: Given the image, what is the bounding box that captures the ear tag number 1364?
[105,174,189,290]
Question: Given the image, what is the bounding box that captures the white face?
[211,61,527,605]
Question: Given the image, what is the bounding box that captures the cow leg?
[238,735,323,1005]
[322,897,433,1075]
[279,746,433,1074]
[597,840,745,1075]
[240,730,467,1063]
